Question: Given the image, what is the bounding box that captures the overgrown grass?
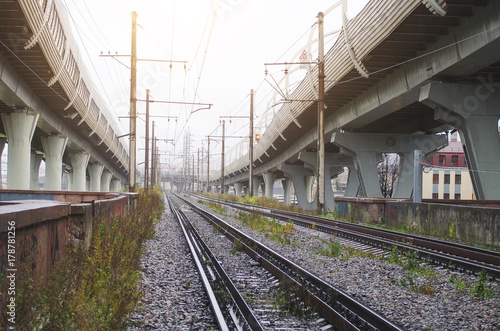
[205,193,304,214]
[207,202,227,216]
[315,238,343,258]
[448,270,496,300]
[3,188,164,330]
[387,246,438,296]
[236,211,294,245]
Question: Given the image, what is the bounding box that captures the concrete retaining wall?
[0,191,137,308]
[334,197,500,248]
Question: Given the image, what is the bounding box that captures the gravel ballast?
[127,201,217,330]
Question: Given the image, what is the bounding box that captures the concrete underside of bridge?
[0,54,127,191]
[0,0,128,192]
[208,0,500,209]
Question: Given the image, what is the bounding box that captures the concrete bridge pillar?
[41,135,68,191]
[89,163,104,192]
[252,176,262,197]
[344,167,361,197]
[331,132,447,198]
[304,175,315,203]
[281,177,293,205]
[1,110,39,189]
[66,168,73,191]
[223,185,229,194]
[30,151,43,190]
[233,182,243,197]
[262,172,277,199]
[299,152,349,211]
[70,153,90,191]
[278,164,316,210]
[110,179,121,192]
[101,170,112,192]
[420,82,500,200]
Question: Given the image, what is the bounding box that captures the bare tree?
[378,153,400,198]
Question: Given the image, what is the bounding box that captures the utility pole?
[192,154,195,192]
[206,138,210,192]
[221,120,225,193]
[151,121,155,187]
[317,12,325,215]
[129,11,138,191]
[201,145,204,192]
[197,148,200,192]
[145,89,150,190]
[249,89,254,196]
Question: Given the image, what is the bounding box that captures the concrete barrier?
[0,191,137,309]
[334,197,500,248]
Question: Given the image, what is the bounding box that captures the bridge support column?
[223,185,229,194]
[278,164,316,210]
[420,82,500,200]
[70,153,90,191]
[30,152,43,190]
[111,179,122,192]
[304,175,315,204]
[1,110,39,189]
[233,182,243,197]
[281,177,293,205]
[344,167,360,197]
[262,172,276,199]
[331,132,447,198]
[66,167,73,191]
[89,163,104,192]
[299,152,349,212]
[41,135,68,191]
[252,176,262,197]
[101,170,112,192]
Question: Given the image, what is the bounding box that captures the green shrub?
[4,189,164,330]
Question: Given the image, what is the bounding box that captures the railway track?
[192,194,500,279]
[170,193,403,331]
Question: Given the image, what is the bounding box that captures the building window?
[451,155,458,166]
[444,174,450,184]
[432,193,438,199]
[455,174,461,184]
[439,155,446,165]
[443,193,450,199]
[433,174,439,184]
[455,193,461,200]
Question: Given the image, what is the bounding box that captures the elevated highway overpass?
[0,0,128,191]
[206,0,500,210]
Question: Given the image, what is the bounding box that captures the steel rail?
[178,193,403,331]
[167,195,230,331]
[168,194,263,330]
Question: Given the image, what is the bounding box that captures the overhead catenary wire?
[174,0,219,146]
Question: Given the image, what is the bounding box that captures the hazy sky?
[63,0,369,168]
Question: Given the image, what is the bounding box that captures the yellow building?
[422,167,475,200]
[422,137,476,200]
